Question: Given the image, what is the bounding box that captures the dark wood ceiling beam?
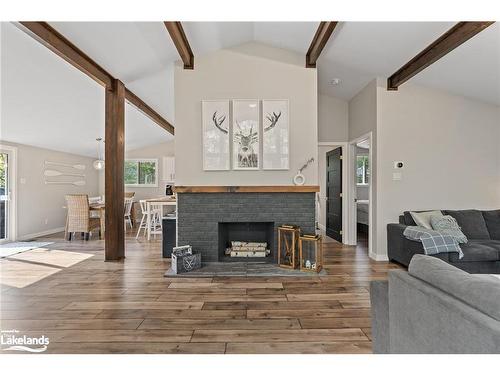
[125,89,175,135]
[387,21,495,90]
[16,21,174,134]
[306,21,338,68]
[18,21,114,87]
[164,21,194,69]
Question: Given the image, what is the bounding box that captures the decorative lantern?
[299,234,323,273]
[277,225,300,269]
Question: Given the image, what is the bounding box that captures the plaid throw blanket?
[403,226,464,259]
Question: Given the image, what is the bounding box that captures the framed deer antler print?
[202,100,230,170]
[263,99,289,170]
[232,99,260,170]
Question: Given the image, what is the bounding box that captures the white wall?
[349,80,378,142]
[316,94,349,235]
[174,42,318,186]
[318,94,348,142]
[1,141,100,239]
[348,80,378,256]
[375,82,500,259]
[348,79,500,259]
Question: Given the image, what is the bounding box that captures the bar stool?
[135,200,162,239]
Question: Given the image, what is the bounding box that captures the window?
[357,155,369,185]
[124,159,158,187]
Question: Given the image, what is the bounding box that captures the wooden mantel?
[175,186,320,193]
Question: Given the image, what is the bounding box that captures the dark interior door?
[326,148,342,242]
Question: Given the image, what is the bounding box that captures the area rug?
[165,261,327,277]
[0,242,54,258]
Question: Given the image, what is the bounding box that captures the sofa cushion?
[430,215,468,244]
[403,210,442,226]
[409,254,500,321]
[442,210,491,240]
[482,210,500,240]
[448,240,500,263]
[410,210,443,229]
[403,211,417,226]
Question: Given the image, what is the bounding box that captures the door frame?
[348,132,374,257]
[317,142,348,244]
[0,144,18,243]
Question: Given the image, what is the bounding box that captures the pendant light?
[93,137,105,170]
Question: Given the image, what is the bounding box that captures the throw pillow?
[410,210,443,229]
[430,215,468,244]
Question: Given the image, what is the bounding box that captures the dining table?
[144,196,177,240]
[89,202,106,238]
[82,196,176,240]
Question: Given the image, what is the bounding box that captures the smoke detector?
[329,78,341,86]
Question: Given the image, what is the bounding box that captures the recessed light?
[249,103,257,108]
[329,78,341,86]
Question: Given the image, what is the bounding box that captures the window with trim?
[357,155,369,185]
[124,159,158,187]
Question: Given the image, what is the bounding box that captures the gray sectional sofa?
[387,209,500,273]
[371,255,500,353]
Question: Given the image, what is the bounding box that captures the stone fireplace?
[176,186,318,263]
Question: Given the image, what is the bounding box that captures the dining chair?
[65,194,100,241]
[125,192,135,198]
[135,200,162,239]
[124,197,134,229]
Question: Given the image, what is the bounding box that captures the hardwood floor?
[0,228,400,354]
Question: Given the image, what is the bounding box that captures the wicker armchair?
[65,194,100,241]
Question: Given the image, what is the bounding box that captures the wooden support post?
[104,79,125,261]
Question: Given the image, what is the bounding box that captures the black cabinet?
[162,217,176,258]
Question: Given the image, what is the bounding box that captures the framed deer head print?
[262,99,289,170]
[202,100,230,170]
[232,99,260,170]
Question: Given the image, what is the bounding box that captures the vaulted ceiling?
[1,22,174,157]
[1,21,498,157]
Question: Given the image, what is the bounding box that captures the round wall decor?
[293,172,305,185]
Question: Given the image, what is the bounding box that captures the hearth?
[218,222,274,262]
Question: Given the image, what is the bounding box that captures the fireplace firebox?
[218,222,275,262]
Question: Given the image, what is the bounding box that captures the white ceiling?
[318,22,500,104]
[317,22,455,99]
[181,22,319,57]
[50,21,500,106]
[0,22,173,158]
[50,22,176,123]
[1,21,498,158]
[412,22,500,105]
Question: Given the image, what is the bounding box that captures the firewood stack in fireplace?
[225,241,270,257]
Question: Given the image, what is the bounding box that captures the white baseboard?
[369,252,389,262]
[17,226,65,241]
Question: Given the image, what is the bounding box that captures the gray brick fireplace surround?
[177,192,316,262]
